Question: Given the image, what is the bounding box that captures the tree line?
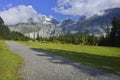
[36,17,120,47]
[0,16,120,47]
[36,33,99,45]
[0,17,30,41]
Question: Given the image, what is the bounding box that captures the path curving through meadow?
[6,41,120,80]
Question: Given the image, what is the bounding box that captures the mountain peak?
[8,8,120,38]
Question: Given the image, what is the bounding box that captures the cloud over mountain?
[54,0,120,17]
[0,5,42,25]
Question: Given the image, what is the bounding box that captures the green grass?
[20,41,120,75]
[0,40,23,80]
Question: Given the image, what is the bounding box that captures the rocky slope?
[8,8,120,38]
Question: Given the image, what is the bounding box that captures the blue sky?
[0,0,79,21]
[0,0,120,25]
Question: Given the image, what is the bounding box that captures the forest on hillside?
[0,17,30,41]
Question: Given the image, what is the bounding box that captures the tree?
[87,35,97,45]
[0,17,4,25]
[0,16,30,41]
[36,33,40,41]
[0,17,11,40]
[99,17,120,46]
[109,17,120,46]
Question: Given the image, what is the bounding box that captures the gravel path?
[6,41,120,80]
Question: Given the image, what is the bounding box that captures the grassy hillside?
[20,41,120,75]
[0,40,23,80]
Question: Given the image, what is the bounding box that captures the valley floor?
[20,41,120,75]
[6,41,120,80]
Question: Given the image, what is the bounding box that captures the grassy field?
[20,41,120,75]
[0,40,23,80]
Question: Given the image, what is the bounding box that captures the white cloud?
[54,0,120,18]
[0,5,42,25]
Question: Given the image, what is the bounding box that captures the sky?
[0,0,120,25]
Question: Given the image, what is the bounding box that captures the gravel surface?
[6,41,120,80]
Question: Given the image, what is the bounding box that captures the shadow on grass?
[30,48,120,76]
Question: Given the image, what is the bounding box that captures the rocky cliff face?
[8,8,120,38]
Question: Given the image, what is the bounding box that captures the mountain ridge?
[8,8,120,38]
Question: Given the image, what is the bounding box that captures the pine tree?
[36,33,40,41]
[0,16,30,41]
[109,17,120,46]
[0,16,11,40]
[0,17,4,25]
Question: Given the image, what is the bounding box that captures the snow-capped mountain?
[8,15,61,38]
[8,8,120,38]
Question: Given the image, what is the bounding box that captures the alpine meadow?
[0,0,120,80]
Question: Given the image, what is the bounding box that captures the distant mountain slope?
[8,8,120,38]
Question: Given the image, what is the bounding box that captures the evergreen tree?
[99,17,120,46]
[0,17,11,40]
[36,33,40,41]
[0,16,30,41]
[109,17,120,46]
[0,17,4,25]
